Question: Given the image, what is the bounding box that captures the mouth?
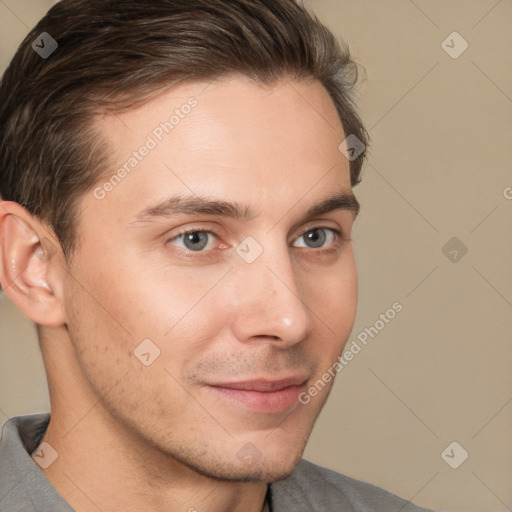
[206,376,309,413]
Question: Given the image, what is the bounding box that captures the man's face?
[62,75,358,482]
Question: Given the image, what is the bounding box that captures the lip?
[206,376,309,413]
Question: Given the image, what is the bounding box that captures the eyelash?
[166,225,345,256]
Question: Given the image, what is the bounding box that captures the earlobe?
[0,201,67,327]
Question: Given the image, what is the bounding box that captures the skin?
[0,75,359,512]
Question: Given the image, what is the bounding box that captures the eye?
[168,230,217,252]
[292,227,338,249]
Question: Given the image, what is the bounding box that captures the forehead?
[90,75,351,222]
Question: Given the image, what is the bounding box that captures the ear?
[0,201,67,327]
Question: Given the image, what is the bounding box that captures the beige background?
[1,1,511,511]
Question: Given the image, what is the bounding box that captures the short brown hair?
[0,0,368,257]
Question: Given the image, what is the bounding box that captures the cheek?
[63,272,212,427]
[302,249,357,321]
[66,246,235,395]
[71,240,227,337]
[302,251,357,360]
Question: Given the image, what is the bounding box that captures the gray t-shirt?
[0,414,436,511]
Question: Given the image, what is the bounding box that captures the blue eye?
[293,228,337,249]
[169,230,216,251]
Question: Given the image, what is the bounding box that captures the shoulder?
[0,414,73,512]
[3,414,50,453]
[270,459,437,512]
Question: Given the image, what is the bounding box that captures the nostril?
[254,334,280,341]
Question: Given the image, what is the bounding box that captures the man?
[0,0,436,510]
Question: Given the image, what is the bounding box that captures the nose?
[229,244,314,347]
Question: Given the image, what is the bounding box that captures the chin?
[185,456,301,483]
[168,440,305,484]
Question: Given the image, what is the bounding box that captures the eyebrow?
[306,192,359,218]
[130,191,359,225]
